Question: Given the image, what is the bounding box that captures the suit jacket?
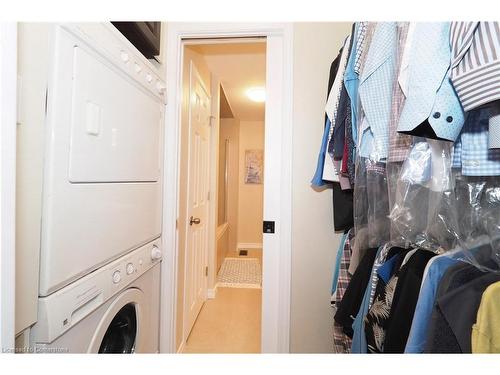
[397,23,465,142]
[425,265,500,353]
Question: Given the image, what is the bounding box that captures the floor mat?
[217,257,262,289]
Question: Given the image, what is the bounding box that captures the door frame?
[160,22,293,353]
[0,22,17,352]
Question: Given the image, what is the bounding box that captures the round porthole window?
[98,303,137,353]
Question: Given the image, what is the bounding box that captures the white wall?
[237,121,265,247]
[15,23,50,336]
[0,22,17,352]
[219,118,240,256]
[290,22,351,353]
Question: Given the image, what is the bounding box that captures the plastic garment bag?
[389,140,459,252]
[389,138,500,272]
[453,174,500,272]
[353,157,391,252]
[386,161,407,247]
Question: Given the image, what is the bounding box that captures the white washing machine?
[30,238,162,353]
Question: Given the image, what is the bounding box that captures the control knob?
[112,270,121,284]
[151,246,162,261]
[120,51,129,63]
[156,81,166,95]
[126,263,135,275]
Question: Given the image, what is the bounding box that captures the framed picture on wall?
[244,149,263,184]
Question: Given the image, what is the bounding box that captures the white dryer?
[31,238,162,353]
[38,24,166,296]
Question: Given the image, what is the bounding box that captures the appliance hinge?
[44,87,48,115]
[205,266,208,277]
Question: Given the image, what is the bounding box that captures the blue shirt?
[344,23,360,158]
[452,107,500,176]
[404,254,460,353]
[331,233,348,298]
[311,118,332,187]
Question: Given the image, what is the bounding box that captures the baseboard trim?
[207,286,217,299]
[237,242,263,250]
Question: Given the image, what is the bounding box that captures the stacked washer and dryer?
[26,24,166,353]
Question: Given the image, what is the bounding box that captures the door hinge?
[209,115,216,127]
[44,87,48,115]
[175,219,178,229]
[205,266,208,277]
[207,191,210,201]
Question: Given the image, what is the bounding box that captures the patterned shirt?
[450,22,500,112]
[333,230,354,353]
[452,107,500,176]
[354,22,368,75]
[388,22,413,163]
[450,22,500,150]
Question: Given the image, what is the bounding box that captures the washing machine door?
[88,288,146,353]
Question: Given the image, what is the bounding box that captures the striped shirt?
[450,22,500,112]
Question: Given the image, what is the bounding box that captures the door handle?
[189,216,201,226]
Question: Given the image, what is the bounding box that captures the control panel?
[61,23,166,103]
[32,237,162,343]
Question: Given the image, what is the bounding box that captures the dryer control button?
[151,246,162,261]
[120,51,129,63]
[156,81,166,95]
[126,263,134,275]
[112,270,121,284]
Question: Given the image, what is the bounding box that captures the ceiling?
[188,41,266,121]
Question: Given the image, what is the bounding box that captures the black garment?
[332,182,354,231]
[327,52,341,96]
[334,249,378,337]
[365,249,412,353]
[383,249,437,353]
[398,121,454,142]
[324,49,343,125]
[425,261,500,353]
[370,247,410,301]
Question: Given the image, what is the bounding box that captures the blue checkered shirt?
[452,107,500,176]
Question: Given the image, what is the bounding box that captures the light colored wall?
[15,23,50,336]
[217,121,227,227]
[219,118,240,256]
[237,121,264,246]
[215,224,229,273]
[290,22,351,353]
[176,45,212,351]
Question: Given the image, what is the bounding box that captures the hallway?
[183,250,262,353]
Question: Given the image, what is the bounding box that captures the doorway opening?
[177,39,266,353]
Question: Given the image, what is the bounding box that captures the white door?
[184,61,211,339]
